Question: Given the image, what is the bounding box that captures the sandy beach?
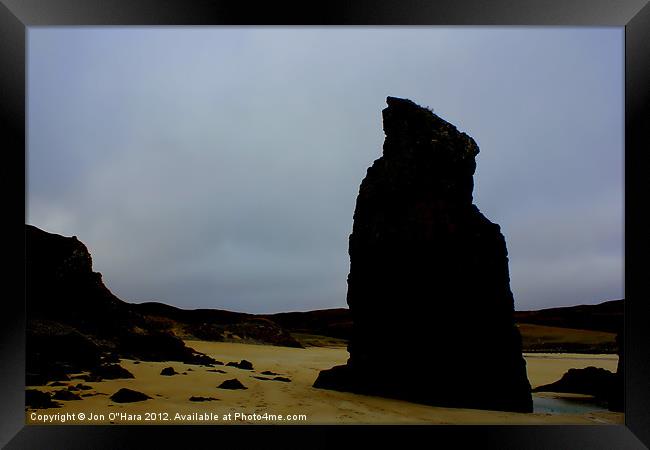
[25,341,622,425]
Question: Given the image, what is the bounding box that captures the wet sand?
[25,341,623,425]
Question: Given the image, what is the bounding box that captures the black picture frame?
[1,1,648,448]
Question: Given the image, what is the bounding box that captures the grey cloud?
[27,27,623,312]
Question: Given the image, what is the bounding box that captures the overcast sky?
[27,27,623,313]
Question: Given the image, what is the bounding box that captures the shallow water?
[532,394,609,414]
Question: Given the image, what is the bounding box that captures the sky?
[27,27,624,313]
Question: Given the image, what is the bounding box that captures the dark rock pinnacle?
[313,97,533,413]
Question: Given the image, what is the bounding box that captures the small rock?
[189,396,219,402]
[110,388,152,403]
[261,370,279,376]
[273,377,291,383]
[48,381,67,387]
[226,360,254,370]
[25,389,61,409]
[207,369,226,373]
[160,367,178,376]
[217,379,247,390]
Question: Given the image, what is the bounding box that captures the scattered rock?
[133,361,141,365]
[74,384,93,391]
[52,389,82,401]
[109,388,152,403]
[217,379,247,390]
[207,369,226,373]
[25,389,61,409]
[226,360,254,370]
[253,376,291,383]
[261,370,280,376]
[91,364,134,380]
[160,367,178,376]
[189,396,219,402]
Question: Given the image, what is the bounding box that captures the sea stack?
[314,97,533,412]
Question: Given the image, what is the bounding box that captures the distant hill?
[514,300,623,333]
[130,301,302,348]
[266,301,623,353]
[26,223,623,367]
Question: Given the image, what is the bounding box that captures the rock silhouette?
[217,378,247,390]
[25,224,218,386]
[226,360,254,370]
[160,367,178,376]
[109,388,152,403]
[533,366,615,398]
[52,389,82,401]
[25,390,61,409]
[314,97,533,412]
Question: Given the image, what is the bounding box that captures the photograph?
[23,26,626,426]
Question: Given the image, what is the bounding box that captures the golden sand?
[25,341,623,425]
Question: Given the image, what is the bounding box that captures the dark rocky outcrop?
[533,331,624,411]
[226,360,254,370]
[25,224,217,387]
[160,367,178,376]
[131,303,303,348]
[314,97,532,412]
[533,366,615,397]
[25,390,61,409]
[109,388,152,403]
[217,379,247,390]
[26,319,102,385]
[52,389,82,401]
